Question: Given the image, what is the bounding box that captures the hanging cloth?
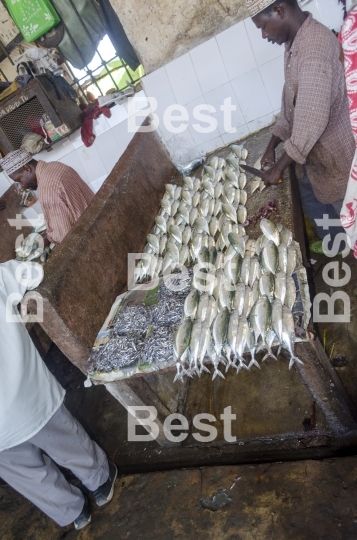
[97,0,140,71]
[52,0,106,70]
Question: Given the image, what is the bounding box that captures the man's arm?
[262,57,333,186]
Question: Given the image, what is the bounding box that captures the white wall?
[141,0,345,157]
[0,92,150,221]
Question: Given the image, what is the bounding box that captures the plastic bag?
[166,135,205,175]
[4,0,60,42]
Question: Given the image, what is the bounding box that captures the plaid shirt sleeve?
[271,84,291,142]
[284,57,333,165]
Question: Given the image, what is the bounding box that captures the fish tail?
[248,358,261,370]
[289,355,303,369]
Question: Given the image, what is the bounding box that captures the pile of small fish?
[88,276,191,374]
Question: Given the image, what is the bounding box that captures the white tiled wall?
[0,93,150,220]
[141,0,345,157]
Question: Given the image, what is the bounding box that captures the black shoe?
[73,493,92,531]
[93,460,118,507]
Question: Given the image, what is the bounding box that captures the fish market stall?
[27,124,357,453]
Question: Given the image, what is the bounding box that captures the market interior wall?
[0,0,345,222]
[109,0,345,73]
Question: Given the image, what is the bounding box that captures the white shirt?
[0,260,65,452]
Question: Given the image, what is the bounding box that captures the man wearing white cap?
[247,0,355,253]
[0,149,94,245]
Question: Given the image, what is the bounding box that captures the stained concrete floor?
[2,457,357,539]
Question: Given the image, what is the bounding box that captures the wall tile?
[185,96,221,147]
[95,129,124,175]
[106,103,128,128]
[90,175,107,193]
[190,38,229,95]
[248,112,275,135]
[316,0,344,31]
[259,55,285,112]
[231,69,273,123]
[125,91,150,117]
[304,0,321,21]
[92,114,111,136]
[199,136,224,156]
[204,82,246,136]
[76,144,106,184]
[59,152,89,184]
[221,124,250,146]
[0,172,11,197]
[216,21,257,81]
[165,53,202,105]
[69,128,84,149]
[142,67,178,140]
[111,119,138,156]
[244,17,284,67]
[34,137,75,162]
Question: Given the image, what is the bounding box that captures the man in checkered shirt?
[247,0,355,251]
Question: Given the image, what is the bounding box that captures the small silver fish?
[260,219,280,247]
[237,205,247,224]
[287,245,297,275]
[285,275,296,310]
[274,271,286,303]
[147,234,160,254]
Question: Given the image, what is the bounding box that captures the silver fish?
[213,199,222,217]
[228,232,245,257]
[227,309,239,358]
[242,286,253,318]
[208,198,215,216]
[246,324,260,370]
[226,157,240,171]
[252,280,260,304]
[251,177,261,195]
[196,292,210,320]
[162,253,173,274]
[167,242,180,262]
[198,246,210,267]
[249,257,261,288]
[224,253,242,285]
[260,219,280,247]
[147,234,160,254]
[224,186,236,205]
[240,190,247,206]
[160,198,171,214]
[205,297,218,326]
[241,148,248,160]
[222,203,238,223]
[209,246,217,266]
[191,234,203,259]
[197,323,212,374]
[192,192,200,207]
[253,295,272,345]
[182,226,192,245]
[169,224,182,244]
[272,298,283,343]
[281,306,303,369]
[280,226,293,246]
[174,186,182,200]
[260,240,279,274]
[184,289,200,318]
[235,317,250,370]
[208,236,215,250]
[209,216,218,237]
[212,307,230,356]
[222,222,233,247]
[213,269,225,301]
[159,235,167,256]
[274,271,286,303]
[287,245,297,275]
[238,174,247,190]
[237,205,247,224]
[174,318,193,360]
[259,272,275,299]
[285,275,296,310]
[202,180,215,197]
[170,200,180,217]
[218,157,226,169]
[210,156,219,170]
[189,207,199,226]
[181,189,193,206]
[179,245,190,265]
[245,238,256,258]
[230,144,242,159]
[199,199,210,218]
[234,188,241,206]
[155,215,167,234]
[215,169,224,183]
[278,242,288,273]
[193,178,201,191]
[241,256,251,286]
[214,183,223,199]
[203,165,215,179]
[225,171,239,188]
[183,176,193,190]
[233,283,246,316]
[165,184,176,198]
[194,216,210,234]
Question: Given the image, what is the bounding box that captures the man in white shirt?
[0,260,117,530]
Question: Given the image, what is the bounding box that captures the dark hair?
[262,0,298,15]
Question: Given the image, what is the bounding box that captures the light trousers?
[0,403,109,526]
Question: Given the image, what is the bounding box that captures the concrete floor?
[1,457,357,539]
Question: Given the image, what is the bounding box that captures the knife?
[239,163,283,184]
